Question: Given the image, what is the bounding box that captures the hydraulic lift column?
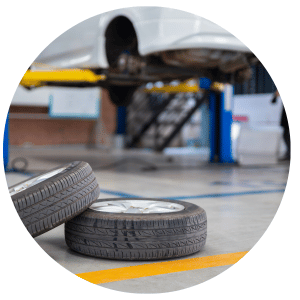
[200,78,234,163]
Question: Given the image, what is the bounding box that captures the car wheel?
[65,198,207,260]
[10,161,100,237]
[107,86,137,106]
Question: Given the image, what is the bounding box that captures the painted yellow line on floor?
[76,251,248,284]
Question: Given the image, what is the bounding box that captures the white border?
[1,1,299,299]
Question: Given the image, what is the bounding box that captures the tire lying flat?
[10,161,100,238]
[65,198,207,260]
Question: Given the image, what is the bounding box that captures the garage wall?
[9,117,96,146]
[11,86,51,106]
[9,88,116,146]
[233,93,283,127]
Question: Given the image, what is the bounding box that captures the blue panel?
[3,114,9,171]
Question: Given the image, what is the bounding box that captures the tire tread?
[11,161,100,237]
[65,198,207,260]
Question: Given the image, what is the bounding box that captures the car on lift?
[34,7,256,106]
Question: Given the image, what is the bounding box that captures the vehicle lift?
[3,68,234,171]
[128,79,234,163]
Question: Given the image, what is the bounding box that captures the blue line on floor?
[164,189,285,200]
[100,189,141,198]
[100,188,285,200]
[5,169,35,177]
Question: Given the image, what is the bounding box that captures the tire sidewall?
[83,198,205,221]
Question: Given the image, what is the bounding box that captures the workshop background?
[4,7,289,294]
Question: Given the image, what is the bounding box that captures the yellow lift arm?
[20,69,106,88]
[144,80,224,93]
[20,68,223,93]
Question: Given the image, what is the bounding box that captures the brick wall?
[9,88,116,146]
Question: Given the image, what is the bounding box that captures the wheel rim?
[9,166,67,196]
[90,199,185,214]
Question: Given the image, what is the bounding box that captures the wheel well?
[105,16,138,66]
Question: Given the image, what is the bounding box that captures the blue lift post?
[199,78,234,163]
[219,84,234,163]
[3,114,9,171]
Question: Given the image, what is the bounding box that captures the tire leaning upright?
[10,161,100,237]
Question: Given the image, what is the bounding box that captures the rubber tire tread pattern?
[11,161,100,237]
[65,198,207,261]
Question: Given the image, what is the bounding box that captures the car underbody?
[91,48,257,88]
[30,38,258,106]
[37,49,257,106]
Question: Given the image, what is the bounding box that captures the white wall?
[11,86,51,106]
[233,93,283,126]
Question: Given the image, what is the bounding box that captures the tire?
[10,161,100,238]
[107,86,137,106]
[65,198,207,260]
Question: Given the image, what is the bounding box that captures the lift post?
[200,79,234,163]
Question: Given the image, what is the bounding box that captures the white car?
[35,7,255,105]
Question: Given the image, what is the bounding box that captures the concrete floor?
[6,146,289,293]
